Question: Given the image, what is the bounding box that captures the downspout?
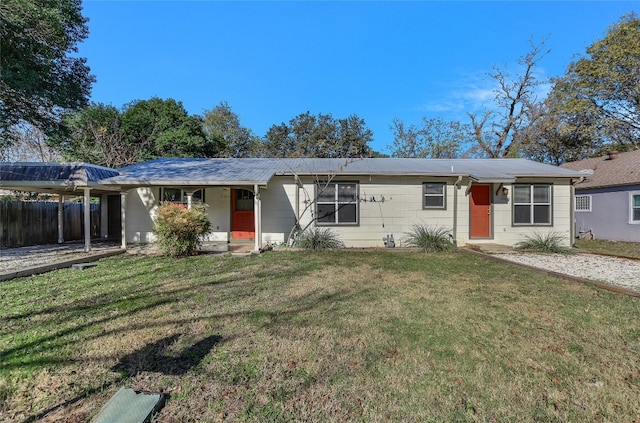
[569,177,585,247]
[294,175,300,231]
[453,176,463,245]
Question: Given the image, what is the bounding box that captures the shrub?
[403,224,456,252]
[295,228,344,251]
[154,202,212,257]
[515,231,573,254]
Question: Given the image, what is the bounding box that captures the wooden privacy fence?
[0,201,101,248]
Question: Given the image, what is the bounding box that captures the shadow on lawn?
[113,334,224,376]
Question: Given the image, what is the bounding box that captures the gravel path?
[0,243,122,274]
[494,252,640,292]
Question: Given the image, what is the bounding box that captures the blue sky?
[80,1,636,154]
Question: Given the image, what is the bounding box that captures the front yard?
[1,250,639,422]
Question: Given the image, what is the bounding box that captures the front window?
[316,182,358,225]
[423,182,446,209]
[575,195,591,212]
[631,192,640,223]
[160,188,205,205]
[513,184,552,225]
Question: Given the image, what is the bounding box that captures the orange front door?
[470,185,491,238]
[231,189,255,239]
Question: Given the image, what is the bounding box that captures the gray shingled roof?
[100,157,584,186]
[560,149,640,189]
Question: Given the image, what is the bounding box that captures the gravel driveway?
[494,252,640,292]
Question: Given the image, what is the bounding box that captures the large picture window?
[423,182,446,209]
[631,192,640,223]
[160,188,205,205]
[316,182,358,225]
[513,184,552,225]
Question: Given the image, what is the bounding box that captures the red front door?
[231,189,254,239]
[470,185,491,238]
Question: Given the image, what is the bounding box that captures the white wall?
[123,177,575,248]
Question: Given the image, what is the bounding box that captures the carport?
[0,162,123,252]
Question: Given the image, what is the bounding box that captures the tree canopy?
[0,0,94,146]
[202,102,259,157]
[389,117,469,158]
[261,112,373,158]
[50,98,217,167]
[536,14,640,161]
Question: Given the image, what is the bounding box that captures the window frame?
[575,194,592,212]
[512,184,553,226]
[630,191,640,224]
[315,181,359,226]
[160,188,205,205]
[422,182,447,210]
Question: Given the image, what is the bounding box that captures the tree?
[121,98,212,161]
[202,102,259,157]
[261,112,373,158]
[49,98,219,167]
[0,123,61,162]
[467,40,550,158]
[389,117,469,158]
[48,103,140,168]
[544,14,640,154]
[0,0,94,146]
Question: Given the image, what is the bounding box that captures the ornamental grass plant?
[515,231,573,254]
[294,227,344,251]
[403,224,456,252]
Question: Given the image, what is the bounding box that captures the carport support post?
[253,184,261,252]
[57,195,64,244]
[83,188,91,253]
[120,191,127,250]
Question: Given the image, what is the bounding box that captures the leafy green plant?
[294,228,344,251]
[515,231,572,254]
[403,224,456,252]
[153,202,212,257]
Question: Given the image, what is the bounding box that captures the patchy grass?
[1,251,639,422]
[575,239,640,259]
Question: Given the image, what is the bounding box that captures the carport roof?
[0,162,121,194]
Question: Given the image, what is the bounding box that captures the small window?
[160,188,205,205]
[316,182,358,225]
[575,195,591,212]
[631,192,640,223]
[423,182,446,209]
[513,184,552,225]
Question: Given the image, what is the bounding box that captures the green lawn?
[1,251,639,422]
[575,239,640,259]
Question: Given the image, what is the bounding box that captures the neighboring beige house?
[561,150,640,242]
[0,158,586,251]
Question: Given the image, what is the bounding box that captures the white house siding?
[124,187,233,244]
[122,178,575,248]
[203,187,231,242]
[285,176,458,248]
[459,179,573,247]
[125,187,158,243]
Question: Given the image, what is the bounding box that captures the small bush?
[515,231,572,254]
[295,228,344,251]
[403,224,456,252]
[154,202,212,257]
